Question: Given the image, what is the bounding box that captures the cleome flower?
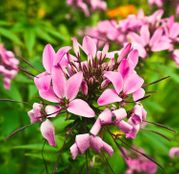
[0,44,19,89]
[28,36,149,161]
[67,0,107,16]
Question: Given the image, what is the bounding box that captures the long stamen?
[142,129,172,141]
[18,56,41,72]
[143,76,170,88]
[101,152,116,174]
[5,124,33,141]
[124,95,151,103]
[0,98,31,106]
[118,138,164,170]
[144,120,176,133]
[19,66,37,78]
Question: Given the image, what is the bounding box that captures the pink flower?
[148,0,163,8]
[124,148,157,174]
[70,133,113,159]
[35,68,95,118]
[28,103,60,146]
[129,25,172,58]
[40,119,56,146]
[27,103,43,123]
[67,0,107,16]
[42,44,71,74]
[0,44,19,89]
[172,49,179,66]
[169,147,179,158]
[90,108,128,136]
[98,45,144,106]
[90,104,146,139]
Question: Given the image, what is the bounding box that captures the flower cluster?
[28,36,147,160]
[66,0,107,16]
[124,148,157,174]
[85,9,179,65]
[0,44,19,89]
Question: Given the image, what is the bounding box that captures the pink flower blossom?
[40,119,56,146]
[124,148,157,174]
[31,36,148,158]
[128,25,172,58]
[67,0,107,16]
[148,0,163,7]
[70,133,113,159]
[0,44,19,89]
[28,103,60,146]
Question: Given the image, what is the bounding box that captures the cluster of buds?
[85,9,179,65]
[66,0,107,16]
[28,36,147,160]
[0,44,19,89]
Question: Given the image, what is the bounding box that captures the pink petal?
[97,89,122,106]
[104,71,123,94]
[99,108,113,124]
[66,72,83,101]
[45,105,61,118]
[81,80,88,95]
[129,32,144,46]
[102,141,114,156]
[149,28,163,47]
[170,23,179,38]
[40,119,56,146]
[123,73,144,95]
[42,44,55,73]
[126,123,140,139]
[52,66,66,98]
[132,42,147,58]
[101,43,109,57]
[70,143,79,160]
[112,108,127,121]
[140,25,150,46]
[72,37,81,56]
[34,72,59,102]
[127,49,139,69]
[34,72,51,91]
[27,103,43,123]
[90,136,103,152]
[117,120,133,133]
[169,147,179,158]
[67,99,95,117]
[39,87,59,103]
[54,46,71,65]
[82,36,96,58]
[151,37,172,51]
[76,134,90,153]
[118,43,131,62]
[90,119,102,136]
[132,88,145,101]
[118,59,131,79]
[131,105,143,125]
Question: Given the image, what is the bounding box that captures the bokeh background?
[0,0,179,173]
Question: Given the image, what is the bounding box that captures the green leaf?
[13,144,58,152]
[53,115,74,132]
[35,27,56,43]
[24,28,36,55]
[0,28,22,45]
